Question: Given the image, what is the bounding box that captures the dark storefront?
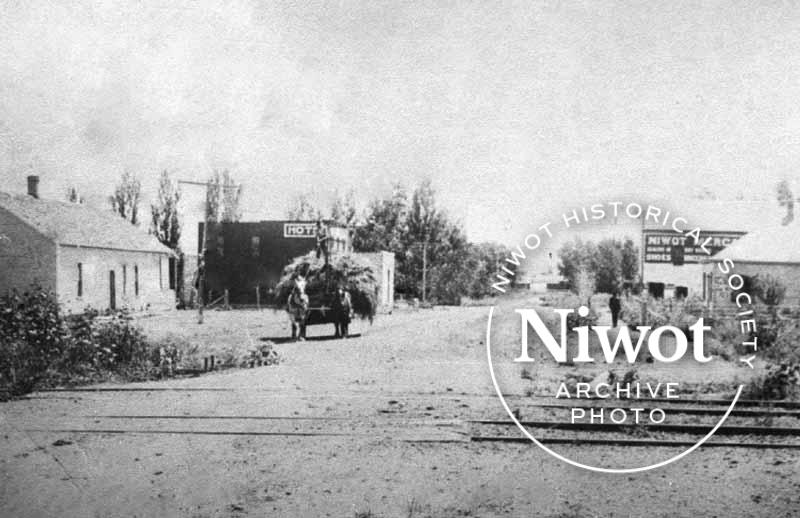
[199,221,351,305]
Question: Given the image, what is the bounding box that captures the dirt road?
[1,301,798,517]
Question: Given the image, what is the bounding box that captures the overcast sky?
[2,1,799,244]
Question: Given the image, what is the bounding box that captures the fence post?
[256,285,261,310]
[640,299,647,326]
[224,289,230,310]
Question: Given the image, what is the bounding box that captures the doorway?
[647,282,665,298]
[109,270,116,310]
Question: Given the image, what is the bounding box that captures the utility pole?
[421,240,427,304]
[178,179,240,325]
[198,194,208,324]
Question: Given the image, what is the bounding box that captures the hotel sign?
[283,223,317,238]
[643,230,744,264]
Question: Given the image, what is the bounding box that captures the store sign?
[283,223,317,238]
[643,230,744,264]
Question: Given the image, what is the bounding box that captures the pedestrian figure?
[609,292,621,328]
[315,218,330,265]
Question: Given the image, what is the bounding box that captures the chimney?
[27,175,39,199]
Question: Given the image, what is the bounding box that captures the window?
[251,236,260,257]
[730,275,754,303]
[122,265,127,295]
[77,263,83,297]
[134,265,139,296]
[216,235,224,257]
[168,257,176,290]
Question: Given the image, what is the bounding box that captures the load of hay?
[274,252,378,320]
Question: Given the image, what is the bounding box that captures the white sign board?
[283,223,317,238]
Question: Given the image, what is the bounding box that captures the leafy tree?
[594,239,624,293]
[285,190,358,228]
[286,193,321,220]
[777,179,795,226]
[620,237,638,281]
[558,239,597,290]
[330,189,358,228]
[150,170,181,250]
[467,242,512,298]
[352,183,409,253]
[206,170,242,223]
[558,237,638,294]
[279,179,513,303]
[401,180,454,299]
[109,171,141,225]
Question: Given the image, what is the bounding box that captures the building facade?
[200,220,353,305]
[641,200,785,299]
[0,179,174,313]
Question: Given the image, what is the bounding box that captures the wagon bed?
[304,292,344,326]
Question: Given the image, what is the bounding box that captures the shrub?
[753,274,786,307]
[621,295,705,329]
[0,286,185,395]
[742,363,800,400]
[0,287,70,394]
[565,307,598,331]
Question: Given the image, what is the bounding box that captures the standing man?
[609,292,622,328]
[315,218,330,265]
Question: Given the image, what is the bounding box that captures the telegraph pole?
[421,240,427,304]
[177,179,240,325]
[198,193,208,324]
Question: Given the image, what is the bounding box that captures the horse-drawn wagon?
[276,253,378,340]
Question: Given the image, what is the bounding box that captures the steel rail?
[470,420,800,436]
[470,436,800,449]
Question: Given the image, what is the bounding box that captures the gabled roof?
[714,223,800,264]
[0,192,172,254]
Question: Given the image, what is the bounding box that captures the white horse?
[286,275,309,340]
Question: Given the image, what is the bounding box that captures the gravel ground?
[1,297,798,517]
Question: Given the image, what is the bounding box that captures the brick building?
[0,177,175,313]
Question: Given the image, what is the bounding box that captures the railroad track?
[16,391,800,450]
[30,388,800,409]
[15,413,800,450]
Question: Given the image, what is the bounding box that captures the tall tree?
[620,237,639,282]
[352,183,408,252]
[353,180,512,302]
[286,193,321,220]
[330,189,358,228]
[220,170,242,222]
[558,237,639,294]
[776,179,795,226]
[109,171,141,225]
[150,170,181,250]
[206,170,242,223]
